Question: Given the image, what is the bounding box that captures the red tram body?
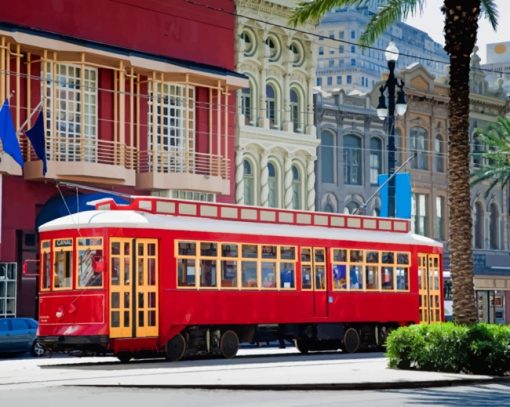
[37,197,443,361]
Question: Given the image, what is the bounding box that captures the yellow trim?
[418,253,442,323]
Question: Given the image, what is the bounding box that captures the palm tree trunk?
[443,0,480,324]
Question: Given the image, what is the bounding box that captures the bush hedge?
[386,323,510,376]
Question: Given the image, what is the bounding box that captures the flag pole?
[16,99,43,136]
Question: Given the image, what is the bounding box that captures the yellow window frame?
[52,238,74,291]
[40,240,52,292]
[76,237,104,289]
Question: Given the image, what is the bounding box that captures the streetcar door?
[109,238,159,339]
[313,247,328,317]
[418,254,442,323]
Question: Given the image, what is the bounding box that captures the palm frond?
[480,0,498,31]
[289,0,364,27]
[471,116,510,193]
[360,0,423,45]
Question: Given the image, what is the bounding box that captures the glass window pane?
[280,246,295,260]
[242,245,258,259]
[200,259,217,287]
[261,262,276,288]
[333,264,347,289]
[178,241,196,256]
[221,260,237,287]
[201,242,217,257]
[222,244,238,258]
[301,265,312,289]
[333,249,347,262]
[261,245,277,259]
[382,267,394,290]
[366,265,379,289]
[280,263,295,288]
[396,267,409,290]
[349,266,362,289]
[242,261,257,288]
[177,259,195,287]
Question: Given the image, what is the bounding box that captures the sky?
[404,0,510,64]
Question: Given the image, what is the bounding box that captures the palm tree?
[291,0,498,324]
[471,116,510,196]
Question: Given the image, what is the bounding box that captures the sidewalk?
[35,348,508,391]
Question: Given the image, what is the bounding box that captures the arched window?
[344,134,362,185]
[321,131,335,183]
[369,137,382,185]
[489,203,500,250]
[410,127,428,170]
[240,30,256,56]
[343,201,359,214]
[241,81,254,125]
[435,135,444,172]
[292,165,302,210]
[243,159,255,206]
[324,203,334,213]
[474,202,484,249]
[266,83,277,128]
[290,88,301,133]
[268,162,279,208]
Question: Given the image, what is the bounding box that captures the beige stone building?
[234,0,319,210]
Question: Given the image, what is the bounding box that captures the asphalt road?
[2,383,510,407]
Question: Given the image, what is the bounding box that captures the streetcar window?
[280,262,295,289]
[280,246,296,260]
[221,260,238,287]
[332,264,347,289]
[222,244,238,258]
[241,261,257,288]
[397,253,409,265]
[301,248,311,262]
[178,242,196,256]
[366,251,379,263]
[396,267,409,290]
[382,252,394,264]
[315,265,326,290]
[366,265,379,290]
[315,249,325,263]
[333,249,347,262]
[350,250,363,263]
[382,267,394,290]
[77,237,104,288]
[301,265,312,289]
[349,265,363,289]
[242,244,258,259]
[200,259,217,287]
[41,240,51,291]
[261,245,277,259]
[177,258,196,287]
[201,242,217,257]
[54,249,72,289]
[261,262,276,288]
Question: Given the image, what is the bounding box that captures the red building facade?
[0,0,245,318]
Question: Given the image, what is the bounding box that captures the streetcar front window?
[77,237,104,288]
[54,250,72,289]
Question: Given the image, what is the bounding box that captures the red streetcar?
[37,196,443,362]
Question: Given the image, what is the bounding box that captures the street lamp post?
[377,42,407,218]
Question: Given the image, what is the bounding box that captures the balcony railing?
[137,149,230,180]
[24,135,136,169]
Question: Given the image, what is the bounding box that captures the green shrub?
[386,324,426,369]
[385,322,510,376]
[463,323,510,376]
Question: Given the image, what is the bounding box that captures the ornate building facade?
[235,0,318,211]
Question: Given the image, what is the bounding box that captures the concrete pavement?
[0,347,507,390]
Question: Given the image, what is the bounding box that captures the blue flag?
[0,99,24,168]
[25,110,47,175]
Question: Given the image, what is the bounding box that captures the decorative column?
[259,151,269,207]
[284,153,293,209]
[306,155,316,211]
[235,146,245,204]
[258,28,268,128]
[282,34,292,132]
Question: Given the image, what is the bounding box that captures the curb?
[70,376,509,391]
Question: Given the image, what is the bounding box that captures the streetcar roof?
[39,210,443,248]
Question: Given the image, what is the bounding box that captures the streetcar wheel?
[295,339,309,354]
[165,333,187,361]
[31,340,46,357]
[117,352,133,363]
[341,328,360,353]
[219,330,239,359]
